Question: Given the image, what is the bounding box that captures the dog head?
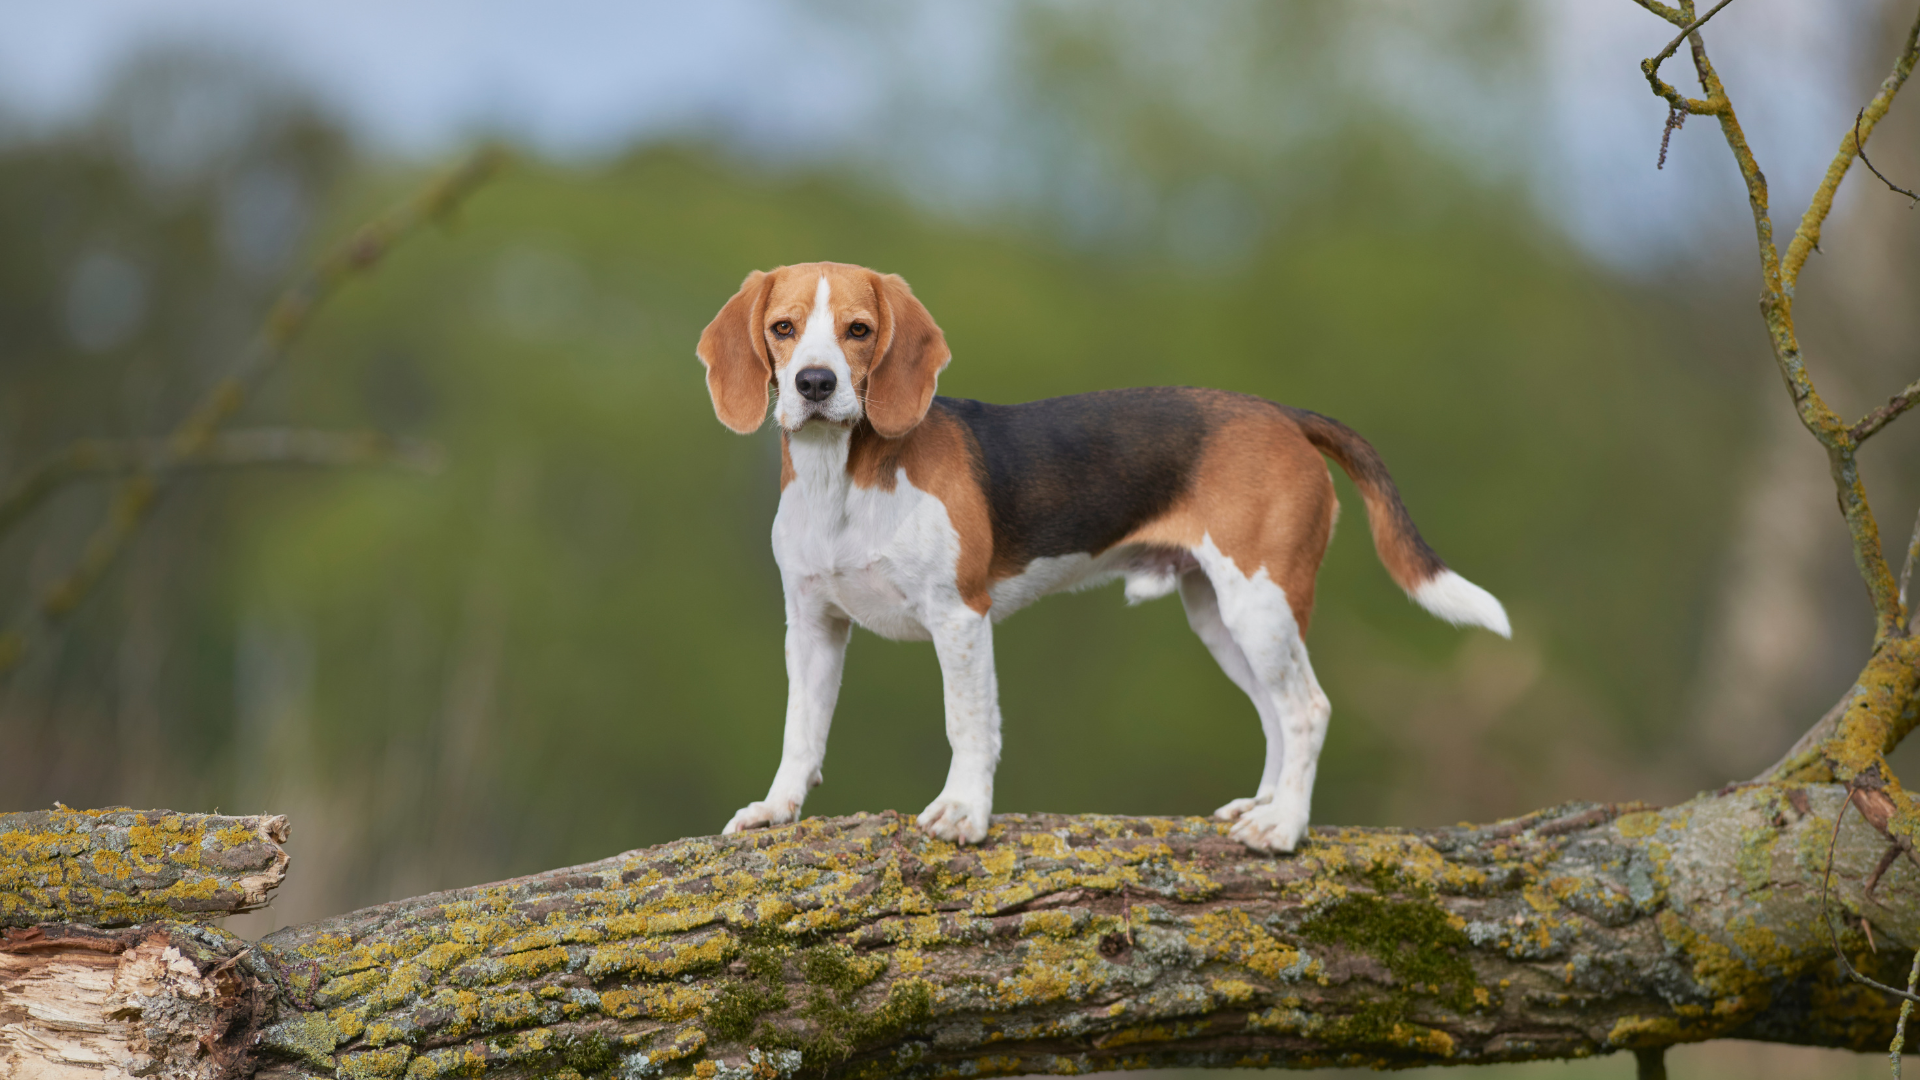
[696,262,950,438]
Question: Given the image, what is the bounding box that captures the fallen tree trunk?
[3,789,1914,1080]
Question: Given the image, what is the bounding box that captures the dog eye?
[847,322,870,338]
[771,320,794,338]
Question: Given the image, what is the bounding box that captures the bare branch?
[1821,791,1920,1005]
[0,146,504,677]
[1630,0,1691,26]
[153,428,444,472]
[1855,109,1920,205]
[1757,689,1855,783]
[1902,503,1920,628]
[1894,948,1920,1074]
[0,429,440,538]
[1648,0,1737,79]
[1782,8,1920,291]
[1638,0,1730,117]
[1852,376,1920,445]
[1630,0,1920,643]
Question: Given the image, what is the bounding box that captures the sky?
[0,0,1885,269]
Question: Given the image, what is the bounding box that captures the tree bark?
[1,809,289,927]
[3,790,1915,1080]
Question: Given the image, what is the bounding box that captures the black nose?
[795,367,837,403]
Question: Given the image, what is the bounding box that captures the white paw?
[917,794,991,844]
[723,798,800,835]
[1228,801,1309,854]
[1213,793,1272,822]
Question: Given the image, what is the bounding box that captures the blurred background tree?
[1,3,1917,1075]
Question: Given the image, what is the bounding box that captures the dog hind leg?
[1191,540,1331,854]
[1179,570,1285,821]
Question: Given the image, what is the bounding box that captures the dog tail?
[1288,408,1511,638]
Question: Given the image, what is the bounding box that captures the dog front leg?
[723,600,850,835]
[918,605,1001,844]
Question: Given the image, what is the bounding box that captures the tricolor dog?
[697,261,1509,853]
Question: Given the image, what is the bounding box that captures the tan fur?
[863,272,951,438]
[1118,397,1336,632]
[695,270,775,433]
[701,262,948,438]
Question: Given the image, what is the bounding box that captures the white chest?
[772,428,959,641]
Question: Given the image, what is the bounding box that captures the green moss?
[260,1011,345,1069]
[798,944,884,999]
[707,977,791,1043]
[556,1031,619,1075]
[1301,893,1479,1011]
[750,978,934,1074]
[1355,861,1423,898]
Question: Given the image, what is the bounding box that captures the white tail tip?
[1412,570,1511,638]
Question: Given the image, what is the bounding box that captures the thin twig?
[1856,108,1920,205]
[1783,6,1920,292]
[1634,1046,1668,1080]
[1650,0,1738,77]
[1821,791,1920,1005]
[0,429,441,535]
[0,146,504,677]
[1867,842,1905,899]
[1630,0,1690,25]
[1853,377,1920,444]
[1894,947,1920,1078]
[1901,503,1920,627]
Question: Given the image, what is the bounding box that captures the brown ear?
[864,272,950,438]
[696,270,775,433]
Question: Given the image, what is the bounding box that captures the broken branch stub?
[0,808,289,928]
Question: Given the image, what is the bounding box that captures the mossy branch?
[0,147,505,680]
[0,808,289,927]
[5,800,1917,1079]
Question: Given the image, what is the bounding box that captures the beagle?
[696,262,1509,853]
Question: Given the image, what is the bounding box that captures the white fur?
[726,423,1002,843]
[772,276,863,431]
[1413,569,1511,638]
[1187,535,1329,853]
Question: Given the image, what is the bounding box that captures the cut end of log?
[0,925,267,1080]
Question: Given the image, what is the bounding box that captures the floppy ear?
[696,270,775,434]
[863,272,950,438]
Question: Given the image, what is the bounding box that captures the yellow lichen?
[1187,909,1306,981]
[1614,812,1661,839]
